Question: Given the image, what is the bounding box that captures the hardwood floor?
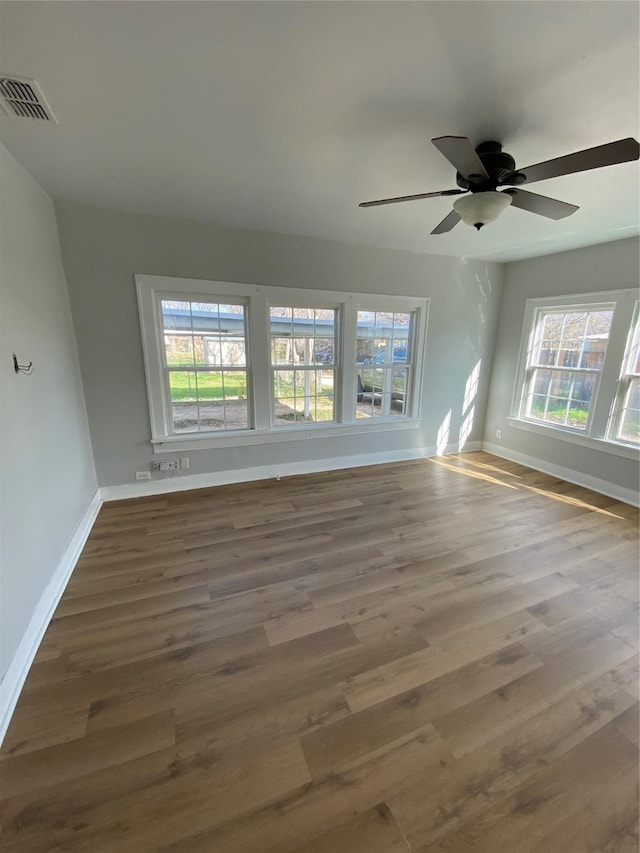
[0,451,638,852]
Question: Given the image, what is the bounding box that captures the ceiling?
[1,1,638,263]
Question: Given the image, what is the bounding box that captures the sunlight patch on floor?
[428,454,627,519]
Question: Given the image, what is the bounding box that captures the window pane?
[312,338,335,365]
[273,369,335,425]
[532,369,553,395]
[168,369,248,433]
[616,378,640,444]
[567,399,591,429]
[220,339,246,367]
[558,341,581,368]
[356,311,412,358]
[271,337,292,365]
[391,368,408,414]
[526,369,594,430]
[161,301,192,332]
[534,309,612,369]
[585,311,613,338]
[358,367,408,418]
[164,333,194,367]
[580,338,606,370]
[561,312,588,341]
[537,341,557,366]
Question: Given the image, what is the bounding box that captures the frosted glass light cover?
[453,191,512,228]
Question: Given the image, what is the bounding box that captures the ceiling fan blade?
[513,137,640,185]
[431,136,489,181]
[359,189,465,208]
[504,189,579,220]
[431,209,461,235]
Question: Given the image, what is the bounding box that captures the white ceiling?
[1,1,638,263]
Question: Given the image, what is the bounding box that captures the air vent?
[0,76,57,123]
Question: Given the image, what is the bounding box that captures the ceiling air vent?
[0,76,57,123]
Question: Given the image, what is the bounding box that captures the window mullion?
[247,292,271,430]
[341,299,357,425]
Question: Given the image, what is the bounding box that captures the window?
[611,302,640,445]
[355,310,414,418]
[161,299,250,433]
[521,305,613,431]
[270,306,338,425]
[512,290,640,452]
[136,276,428,450]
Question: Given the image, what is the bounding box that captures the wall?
[55,202,504,489]
[484,237,640,502]
[0,146,98,687]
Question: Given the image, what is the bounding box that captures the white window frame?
[267,299,342,428]
[509,289,640,460]
[609,300,640,445]
[354,307,418,421]
[136,275,428,453]
[158,293,253,435]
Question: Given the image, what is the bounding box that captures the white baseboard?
[0,489,103,746]
[100,442,483,502]
[482,442,640,507]
[100,448,431,500]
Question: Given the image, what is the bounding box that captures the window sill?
[152,417,422,453]
[507,417,639,461]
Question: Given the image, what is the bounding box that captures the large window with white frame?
[137,275,428,450]
[512,290,640,450]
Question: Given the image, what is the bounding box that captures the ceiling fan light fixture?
[453,191,512,230]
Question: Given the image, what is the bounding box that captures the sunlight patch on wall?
[459,359,481,450]
[436,410,451,456]
[463,359,481,414]
[459,405,475,451]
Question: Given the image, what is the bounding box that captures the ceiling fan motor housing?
[456,141,525,190]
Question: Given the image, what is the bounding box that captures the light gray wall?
[484,237,640,495]
[55,202,504,488]
[0,146,97,682]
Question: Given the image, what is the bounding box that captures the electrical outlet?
[152,460,179,472]
[136,471,151,480]
[496,429,502,439]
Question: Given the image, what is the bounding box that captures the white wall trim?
[482,441,639,507]
[101,442,483,501]
[151,417,422,453]
[506,417,639,461]
[0,489,103,746]
[102,448,431,500]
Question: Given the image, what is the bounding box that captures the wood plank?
[386,673,637,849]
[0,711,175,798]
[344,609,546,713]
[419,725,637,852]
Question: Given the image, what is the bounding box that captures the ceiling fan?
[359,136,640,234]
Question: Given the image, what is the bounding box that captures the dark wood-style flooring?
[0,451,638,852]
